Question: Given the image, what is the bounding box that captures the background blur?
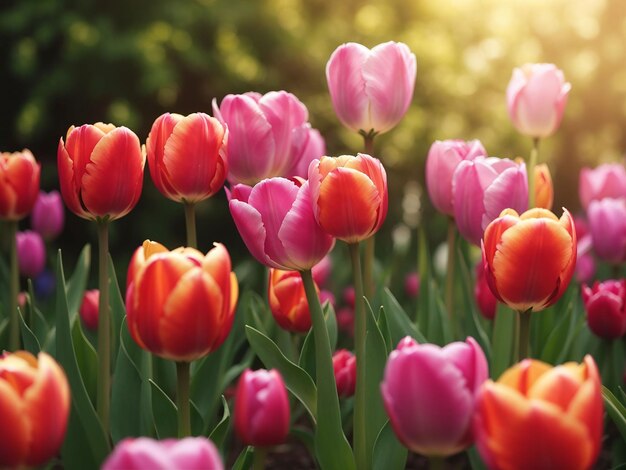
[1,0,625,281]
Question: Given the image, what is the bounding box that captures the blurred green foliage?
[1,0,625,273]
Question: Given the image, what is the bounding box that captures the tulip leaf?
[292,426,315,458]
[71,318,98,405]
[381,288,427,345]
[19,308,41,354]
[231,446,254,470]
[602,386,626,443]
[243,290,273,336]
[372,420,407,470]
[150,379,178,439]
[490,304,516,378]
[324,301,338,351]
[540,297,581,364]
[468,445,488,470]
[63,402,101,470]
[298,301,338,380]
[108,254,127,367]
[65,244,91,324]
[208,396,231,449]
[245,325,317,422]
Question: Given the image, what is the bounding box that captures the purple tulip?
[16,230,46,278]
[213,91,325,185]
[326,41,416,135]
[579,163,626,211]
[426,139,487,216]
[452,156,528,246]
[582,280,626,339]
[587,198,626,263]
[102,437,223,470]
[381,336,488,457]
[228,177,334,270]
[31,190,64,240]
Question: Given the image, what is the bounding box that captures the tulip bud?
[16,230,46,278]
[234,369,290,447]
[587,197,626,263]
[582,280,626,339]
[333,349,356,397]
[534,163,554,210]
[268,268,313,333]
[575,235,596,284]
[79,289,100,331]
[579,163,626,211]
[31,190,64,240]
[0,150,41,221]
[404,272,420,299]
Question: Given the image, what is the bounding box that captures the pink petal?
[482,165,528,230]
[229,198,276,268]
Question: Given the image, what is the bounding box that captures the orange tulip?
[0,351,70,467]
[482,208,576,312]
[57,123,145,221]
[268,268,314,333]
[309,153,387,243]
[126,241,238,362]
[534,163,554,210]
[474,356,603,470]
[0,150,40,221]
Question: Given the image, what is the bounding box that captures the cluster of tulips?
[0,40,624,470]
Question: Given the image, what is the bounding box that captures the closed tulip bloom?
[333,349,356,397]
[404,272,420,299]
[426,139,487,216]
[326,41,416,135]
[575,234,596,284]
[381,336,488,457]
[268,268,313,333]
[229,177,334,270]
[309,154,388,243]
[234,369,290,447]
[126,241,238,362]
[534,163,554,210]
[453,156,528,246]
[57,123,145,221]
[31,190,64,240]
[506,63,570,138]
[579,163,626,211]
[213,91,324,185]
[0,351,70,467]
[475,260,498,320]
[587,198,626,263]
[103,437,223,470]
[79,289,100,331]
[582,280,626,339]
[0,150,40,221]
[474,356,603,470]
[16,230,46,278]
[146,112,227,203]
[482,208,577,312]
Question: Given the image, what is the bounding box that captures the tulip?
[213,91,325,185]
[582,280,626,339]
[474,356,603,470]
[506,63,570,138]
[0,351,70,467]
[268,268,313,333]
[311,254,332,287]
[587,198,626,263]
[475,260,497,320]
[326,41,416,135]
[579,163,626,211]
[453,156,528,246]
[425,139,487,216]
[575,235,596,284]
[126,241,238,362]
[333,349,356,397]
[482,208,576,312]
[102,437,224,470]
[534,163,554,210]
[381,336,488,457]
[229,177,334,270]
[404,272,420,299]
[79,289,100,331]
[234,369,290,447]
[0,150,40,221]
[31,190,64,240]
[309,154,388,243]
[146,112,227,203]
[16,230,46,279]
[57,122,145,221]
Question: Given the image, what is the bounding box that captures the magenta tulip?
[213,91,324,185]
[381,336,488,457]
[475,260,497,320]
[506,63,570,138]
[16,230,46,278]
[426,139,487,216]
[453,156,528,246]
[333,349,357,397]
[228,177,334,270]
[102,437,223,470]
[582,280,626,339]
[326,41,416,135]
[576,235,596,284]
[404,272,420,299]
[587,198,626,263]
[234,369,290,447]
[31,191,64,240]
[579,163,626,211]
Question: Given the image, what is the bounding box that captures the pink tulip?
[404,272,420,299]
[234,369,290,447]
[326,41,416,135]
[475,260,497,320]
[587,198,626,263]
[333,349,356,397]
[576,235,596,284]
[79,289,99,331]
[582,280,626,339]
[31,191,64,240]
[16,230,46,278]
[579,163,626,211]
[228,177,334,270]
[506,63,570,138]
[453,157,528,246]
[213,91,325,185]
[311,254,333,287]
[102,437,223,470]
[426,139,487,215]
[381,336,488,457]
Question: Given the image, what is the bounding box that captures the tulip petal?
[0,380,28,466]
[146,113,184,200]
[229,199,278,268]
[58,139,91,219]
[517,67,565,138]
[482,166,528,230]
[442,337,488,394]
[498,358,552,395]
[64,124,106,191]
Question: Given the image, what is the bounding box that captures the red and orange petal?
[57,139,89,219]
[534,164,554,210]
[64,125,106,189]
[498,359,552,396]
[0,379,29,466]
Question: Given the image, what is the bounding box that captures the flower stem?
[176,360,191,437]
[527,138,540,209]
[184,202,197,249]
[445,218,456,332]
[96,220,111,436]
[362,131,376,302]
[518,309,532,361]
[8,221,20,351]
[253,446,268,470]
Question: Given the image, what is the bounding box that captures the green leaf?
[602,385,626,443]
[150,379,178,439]
[468,445,488,470]
[71,319,98,404]
[491,304,516,378]
[108,254,126,368]
[65,245,91,323]
[372,421,407,470]
[381,288,427,345]
[62,403,100,470]
[323,301,338,351]
[208,396,231,449]
[292,426,315,458]
[245,325,317,421]
[244,290,273,336]
[231,446,254,470]
[298,302,338,380]
[19,308,41,354]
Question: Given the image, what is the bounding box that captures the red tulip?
[582,280,626,339]
[79,289,100,331]
[268,268,313,333]
[333,349,356,397]
[0,150,40,221]
[474,260,497,320]
[534,163,554,210]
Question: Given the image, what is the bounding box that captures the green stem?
[429,455,445,470]
[527,138,540,209]
[518,309,532,361]
[253,446,268,470]
[176,361,191,437]
[184,202,197,249]
[362,133,376,301]
[348,243,367,470]
[8,221,19,351]
[444,218,456,332]
[96,220,111,436]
